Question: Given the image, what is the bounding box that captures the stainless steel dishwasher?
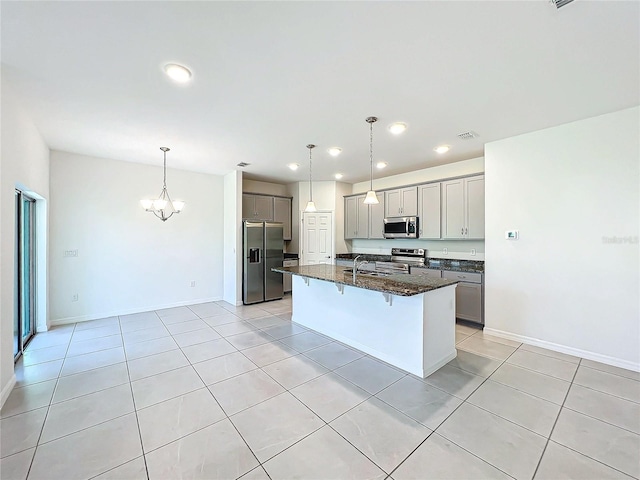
[282,258,298,293]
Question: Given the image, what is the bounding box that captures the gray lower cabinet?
[282,258,298,292]
[442,270,484,325]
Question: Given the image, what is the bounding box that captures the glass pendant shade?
[363,190,379,205]
[304,201,317,212]
[140,199,154,210]
[172,200,185,212]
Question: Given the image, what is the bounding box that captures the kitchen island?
[272,264,458,378]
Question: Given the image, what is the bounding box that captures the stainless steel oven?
[383,217,419,239]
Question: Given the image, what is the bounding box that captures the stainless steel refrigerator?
[243,221,284,305]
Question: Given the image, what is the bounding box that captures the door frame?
[300,210,335,266]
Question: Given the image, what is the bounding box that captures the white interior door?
[301,212,333,265]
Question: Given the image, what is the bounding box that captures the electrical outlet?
[443,248,448,255]
[471,248,476,256]
[64,250,78,257]
[190,281,196,287]
[72,294,78,302]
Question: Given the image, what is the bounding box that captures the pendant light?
[140,147,185,221]
[363,116,380,205]
[304,144,317,212]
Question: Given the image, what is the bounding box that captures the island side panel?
[291,275,426,377]
[421,284,458,377]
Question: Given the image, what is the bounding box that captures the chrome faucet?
[353,255,369,282]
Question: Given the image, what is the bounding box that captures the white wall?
[288,180,341,256]
[1,83,50,406]
[485,106,639,370]
[334,182,352,254]
[49,151,225,323]
[243,179,288,197]
[223,171,242,305]
[350,157,485,259]
[351,157,484,193]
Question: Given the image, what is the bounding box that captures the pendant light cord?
[307,144,315,202]
[369,120,374,191]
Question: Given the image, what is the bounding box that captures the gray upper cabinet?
[465,175,485,239]
[417,183,441,239]
[243,194,292,240]
[384,187,418,217]
[345,195,368,239]
[368,192,385,239]
[273,197,292,241]
[441,175,484,239]
[243,194,274,221]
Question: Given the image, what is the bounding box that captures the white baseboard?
[51,297,223,326]
[1,374,17,409]
[484,327,640,373]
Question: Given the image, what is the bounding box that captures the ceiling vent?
[551,0,574,8]
[457,131,479,140]
[237,162,250,168]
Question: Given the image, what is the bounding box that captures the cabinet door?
[441,179,465,239]
[273,197,292,240]
[368,192,385,239]
[418,183,441,239]
[356,196,369,239]
[465,175,485,239]
[385,189,401,217]
[344,196,358,239]
[242,194,255,219]
[454,282,483,324]
[400,187,418,216]
[254,195,274,221]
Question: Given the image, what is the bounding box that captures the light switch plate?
[505,230,519,240]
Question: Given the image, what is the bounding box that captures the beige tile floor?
[1,296,639,479]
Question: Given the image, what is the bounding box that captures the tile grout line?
[162,308,265,478]
[531,356,583,479]
[22,322,78,480]
[409,340,526,478]
[118,315,152,480]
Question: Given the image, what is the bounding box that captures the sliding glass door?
[14,190,37,360]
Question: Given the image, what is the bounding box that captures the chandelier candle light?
[363,116,379,205]
[140,147,185,221]
[304,144,317,212]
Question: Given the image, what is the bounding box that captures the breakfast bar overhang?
[273,264,458,378]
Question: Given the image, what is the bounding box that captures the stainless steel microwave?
[383,217,419,239]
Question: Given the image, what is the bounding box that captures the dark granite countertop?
[283,253,299,259]
[272,265,458,297]
[335,253,484,273]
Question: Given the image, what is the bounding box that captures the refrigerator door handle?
[249,248,261,264]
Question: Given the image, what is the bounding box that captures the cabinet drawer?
[442,270,482,284]
[410,268,442,279]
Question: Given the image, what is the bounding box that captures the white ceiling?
[2,1,638,184]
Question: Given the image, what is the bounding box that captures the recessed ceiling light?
[434,145,451,154]
[164,63,192,83]
[376,161,388,169]
[334,173,344,180]
[388,122,408,135]
[287,163,299,171]
[328,147,342,157]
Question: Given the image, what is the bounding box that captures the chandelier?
[363,116,379,205]
[140,147,185,221]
